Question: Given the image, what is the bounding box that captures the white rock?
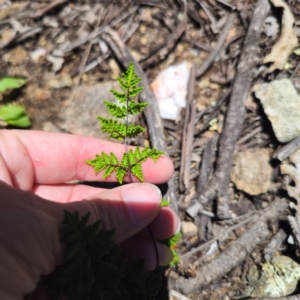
[151,61,191,120]
[254,79,300,143]
[30,47,46,63]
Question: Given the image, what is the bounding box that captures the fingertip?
[122,183,162,223]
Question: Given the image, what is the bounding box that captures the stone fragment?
[181,221,198,236]
[62,81,137,139]
[254,79,300,143]
[231,148,272,195]
[151,61,191,120]
[247,256,300,297]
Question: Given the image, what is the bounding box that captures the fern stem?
[125,87,133,183]
[124,78,158,269]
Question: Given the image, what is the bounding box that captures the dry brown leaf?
[263,0,298,73]
[0,2,28,20]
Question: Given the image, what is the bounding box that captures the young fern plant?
[86,62,164,183]
[42,63,180,300]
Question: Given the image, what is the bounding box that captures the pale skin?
[0,130,179,300]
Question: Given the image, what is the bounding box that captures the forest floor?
[2,0,300,299]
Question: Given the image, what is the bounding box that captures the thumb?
[61,183,162,243]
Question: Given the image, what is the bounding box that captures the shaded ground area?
[3,0,300,299]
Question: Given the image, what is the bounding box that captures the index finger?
[2,130,173,185]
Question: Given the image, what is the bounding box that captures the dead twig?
[171,199,288,294]
[34,0,68,18]
[61,6,139,54]
[179,67,196,193]
[197,135,219,193]
[274,135,300,161]
[264,229,287,261]
[196,0,219,34]
[216,0,236,10]
[100,27,178,213]
[194,89,231,135]
[0,26,43,50]
[238,126,261,146]
[139,0,187,68]
[180,211,257,262]
[187,0,271,219]
[195,12,235,78]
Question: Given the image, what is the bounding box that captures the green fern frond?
[129,87,144,97]
[104,101,127,119]
[126,124,145,138]
[116,167,127,184]
[103,165,115,179]
[161,199,169,207]
[120,152,129,169]
[86,154,107,173]
[110,89,127,103]
[130,77,142,87]
[86,152,120,180]
[128,100,148,114]
[45,211,162,300]
[97,118,126,140]
[116,77,129,91]
[141,147,165,163]
[87,147,164,184]
[131,164,143,181]
[122,61,135,84]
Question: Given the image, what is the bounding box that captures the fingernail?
[122,184,161,223]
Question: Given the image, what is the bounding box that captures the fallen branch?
[180,211,256,262]
[170,199,288,294]
[34,0,68,18]
[187,0,271,219]
[100,27,178,213]
[0,26,43,50]
[179,67,196,193]
[274,135,300,161]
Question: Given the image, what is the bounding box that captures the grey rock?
[63,81,136,139]
[254,79,300,143]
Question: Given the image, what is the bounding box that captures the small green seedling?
[0,105,31,128]
[44,63,180,300]
[86,62,163,184]
[0,76,31,128]
[0,76,26,93]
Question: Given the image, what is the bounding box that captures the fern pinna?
[86,62,164,183]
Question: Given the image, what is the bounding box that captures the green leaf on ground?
[0,77,26,93]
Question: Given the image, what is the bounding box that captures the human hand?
[0,130,179,300]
